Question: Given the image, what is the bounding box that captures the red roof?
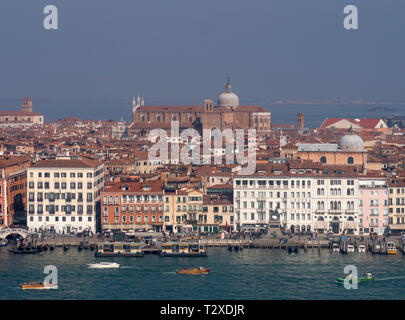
[0,111,42,116]
[137,105,268,113]
[320,118,383,129]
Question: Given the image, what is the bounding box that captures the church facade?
[130,80,271,138]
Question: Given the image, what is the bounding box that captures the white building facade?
[27,159,104,234]
[234,167,361,235]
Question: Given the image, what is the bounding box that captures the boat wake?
[162,272,177,275]
[374,276,405,282]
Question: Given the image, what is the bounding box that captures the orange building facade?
[0,156,31,227]
[101,181,164,231]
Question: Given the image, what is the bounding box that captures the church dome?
[338,133,365,151]
[217,79,239,107]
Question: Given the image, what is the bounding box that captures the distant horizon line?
[0,97,404,107]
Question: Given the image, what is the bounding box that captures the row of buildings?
[0,80,404,236]
[0,152,402,236]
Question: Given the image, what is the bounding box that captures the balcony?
[329,209,343,214]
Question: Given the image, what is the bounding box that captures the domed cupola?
[217,78,239,107]
[338,128,365,152]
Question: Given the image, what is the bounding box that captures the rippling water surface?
[1,247,405,300]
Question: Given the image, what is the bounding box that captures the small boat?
[331,243,340,252]
[386,242,397,254]
[0,239,8,247]
[88,262,120,269]
[288,246,298,254]
[8,247,42,254]
[347,244,355,253]
[373,243,381,254]
[357,245,366,253]
[337,273,374,283]
[21,281,58,290]
[177,267,210,275]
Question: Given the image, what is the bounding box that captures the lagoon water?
[1,247,405,300]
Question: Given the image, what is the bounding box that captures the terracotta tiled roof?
[103,180,164,193]
[32,158,102,168]
[0,156,30,168]
[0,111,42,116]
[136,105,268,113]
[320,118,384,129]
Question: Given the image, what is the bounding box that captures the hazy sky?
[1,0,404,105]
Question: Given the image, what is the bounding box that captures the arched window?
[156,115,160,122]
[347,156,354,164]
[320,156,327,164]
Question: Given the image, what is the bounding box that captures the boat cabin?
[160,242,206,256]
[96,242,143,256]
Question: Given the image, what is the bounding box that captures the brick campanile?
[22,97,33,113]
[297,112,304,128]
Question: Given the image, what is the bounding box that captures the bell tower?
[297,112,304,128]
[22,97,33,113]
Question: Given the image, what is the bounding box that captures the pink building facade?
[359,177,389,236]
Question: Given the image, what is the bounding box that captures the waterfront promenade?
[23,232,405,254]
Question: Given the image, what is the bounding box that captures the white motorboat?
[332,243,340,252]
[357,244,366,253]
[88,262,120,269]
[347,244,355,253]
